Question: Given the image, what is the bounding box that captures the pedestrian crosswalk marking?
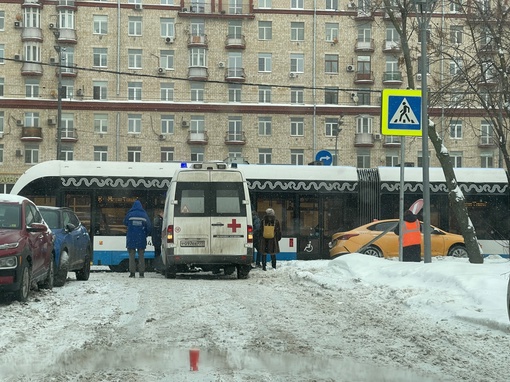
[390,98,419,125]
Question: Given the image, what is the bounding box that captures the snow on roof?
[0,194,28,204]
[378,166,508,183]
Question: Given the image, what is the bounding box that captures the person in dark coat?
[252,210,262,267]
[394,209,422,262]
[152,208,164,272]
[259,208,282,271]
[124,200,152,278]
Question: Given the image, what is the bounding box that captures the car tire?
[447,245,468,258]
[236,265,251,279]
[76,255,91,281]
[54,249,69,287]
[39,255,54,290]
[164,266,177,279]
[362,245,383,258]
[108,259,129,273]
[507,277,510,322]
[14,261,31,302]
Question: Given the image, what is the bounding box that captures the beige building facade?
[0,0,503,191]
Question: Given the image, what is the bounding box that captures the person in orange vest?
[394,209,422,262]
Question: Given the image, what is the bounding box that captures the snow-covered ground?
[0,254,509,382]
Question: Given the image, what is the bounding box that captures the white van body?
[161,162,253,279]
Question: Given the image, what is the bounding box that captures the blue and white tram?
[10,160,509,270]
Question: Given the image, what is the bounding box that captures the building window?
[290,118,304,137]
[0,111,4,135]
[61,145,73,161]
[190,48,207,67]
[0,78,4,96]
[94,146,108,161]
[61,113,75,139]
[325,23,339,42]
[24,8,41,29]
[385,153,399,167]
[161,83,174,101]
[450,25,463,44]
[61,79,75,100]
[358,89,371,105]
[258,117,272,136]
[227,147,243,161]
[356,116,373,134]
[24,112,40,128]
[127,146,142,162]
[93,48,108,67]
[449,120,462,139]
[259,148,272,164]
[128,16,142,36]
[227,117,243,141]
[290,149,304,165]
[94,114,108,134]
[357,149,370,168]
[325,87,338,105]
[0,144,3,164]
[59,9,75,29]
[386,26,400,47]
[480,120,493,145]
[450,151,463,167]
[326,0,338,10]
[128,49,142,69]
[93,81,108,100]
[161,50,174,69]
[259,0,272,8]
[325,118,340,137]
[290,53,304,73]
[160,17,175,38]
[258,21,272,40]
[258,86,272,103]
[190,115,205,141]
[417,151,430,167]
[291,87,304,104]
[0,11,4,31]
[161,115,174,134]
[161,147,174,162]
[290,22,304,41]
[0,44,5,65]
[24,144,39,164]
[291,0,304,9]
[23,42,42,63]
[258,53,272,72]
[325,54,339,74]
[25,79,40,98]
[127,82,142,101]
[228,84,242,103]
[128,114,142,134]
[191,82,204,102]
[93,15,108,35]
[190,147,204,162]
[480,153,493,168]
[357,55,372,74]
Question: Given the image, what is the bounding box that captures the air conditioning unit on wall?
[346,64,355,72]
[416,73,422,80]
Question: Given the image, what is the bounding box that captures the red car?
[0,194,54,301]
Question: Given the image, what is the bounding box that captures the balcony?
[382,40,401,53]
[61,130,78,143]
[354,71,374,84]
[354,10,374,21]
[225,67,246,82]
[354,133,375,147]
[225,132,246,145]
[188,66,208,81]
[21,62,43,76]
[478,136,497,148]
[382,71,403,85]
[225,34,246,50]
[21,27,43,42]
[355,39,374,52]
[187,131,208,145]
[188,34,208,47]
[60,64,78,78]
[55,28,77,44]
[383,136,402,147]
[21,126,43,141]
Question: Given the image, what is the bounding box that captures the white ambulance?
[161,162,253,279]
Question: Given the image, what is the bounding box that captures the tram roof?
[237,163,359,182]
[377,166,508,184]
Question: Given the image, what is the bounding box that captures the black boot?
[129,273,135,278]
[139,273,144,278]
[271,255,276,269]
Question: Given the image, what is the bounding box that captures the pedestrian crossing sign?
[381,89,422,137]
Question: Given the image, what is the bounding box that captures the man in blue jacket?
[124,200,152,278]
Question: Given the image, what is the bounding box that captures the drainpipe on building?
[312,0,317,157]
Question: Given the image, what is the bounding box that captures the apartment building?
[0,0,503,191]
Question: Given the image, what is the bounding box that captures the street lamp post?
[413,0,435,263]
[53,24,63,161]
[333,117,344,166]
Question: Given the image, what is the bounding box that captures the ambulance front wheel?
[236,265,251,279]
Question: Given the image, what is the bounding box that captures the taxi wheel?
[447,245,468,258]
[362,246,383,258]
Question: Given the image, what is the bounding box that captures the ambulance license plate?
[180,240,205,247]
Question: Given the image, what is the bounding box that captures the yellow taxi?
[328,219,467,259]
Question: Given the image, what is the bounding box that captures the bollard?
[189,348,200,371]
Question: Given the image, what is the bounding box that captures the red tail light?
[247,225,253,243]
[166,225,174,244]
[339,233,359,240]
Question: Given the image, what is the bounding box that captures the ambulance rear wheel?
[236,265,251,279]
[164,266,177,279]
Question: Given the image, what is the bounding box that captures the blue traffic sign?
[315,150,333,165]
[381,89,422,137]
